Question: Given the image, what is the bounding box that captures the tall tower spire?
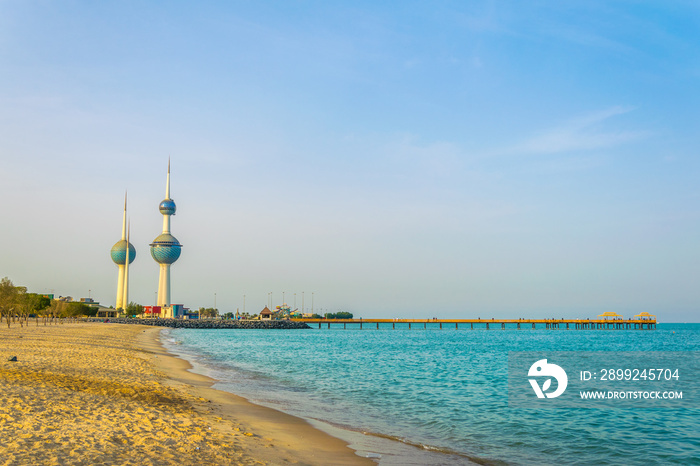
[166,157,171,198]
[162,158,172,234]
[111,191,136,311]
[150,161,182,310]
[122,191,127,239]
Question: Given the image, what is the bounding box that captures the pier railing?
[290,318,657,330]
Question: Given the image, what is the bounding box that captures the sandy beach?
[0,322,372,465]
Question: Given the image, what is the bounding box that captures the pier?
[291,318,657,330]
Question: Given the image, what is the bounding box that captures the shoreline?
[159,328,482,466]
[0,322,372,465]
[139,325,374,465]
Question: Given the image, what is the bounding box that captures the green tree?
[324,311,354,319]
[32,294,52,312]
[0,279,54,327]
[126,301,144,316]
[19,292,51,326]
[44,300,64,325]
[0,277,19,327]
[62,302,98,317]
[31,294,51,325]
[198,307,219,318]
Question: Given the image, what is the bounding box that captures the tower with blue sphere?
[111,193,135,311]
[150,160,182,309]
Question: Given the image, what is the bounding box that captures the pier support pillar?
[486,323,489,330]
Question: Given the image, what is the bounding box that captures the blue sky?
[1,1,698,320]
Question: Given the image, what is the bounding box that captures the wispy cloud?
[540,25,634,54]
[497,106,648,156]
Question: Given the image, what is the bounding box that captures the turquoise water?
[163,323,699,465]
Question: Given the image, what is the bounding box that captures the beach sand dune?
[0,322,371,465]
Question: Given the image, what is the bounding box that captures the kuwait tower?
[111,193,135,311]
[150,160,182,307]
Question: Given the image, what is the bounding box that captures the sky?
[1,1,698,321]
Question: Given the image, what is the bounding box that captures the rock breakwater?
[88,318,311,329]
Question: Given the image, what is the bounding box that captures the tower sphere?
[159,199,176,215]
[111,240,136,265]
[150,233,182,264]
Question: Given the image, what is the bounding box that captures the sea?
[161,323,700,465]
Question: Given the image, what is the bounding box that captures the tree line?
[324,312,353,319]
[0,277,98,328]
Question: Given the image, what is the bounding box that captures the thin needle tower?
[111,193,136,311]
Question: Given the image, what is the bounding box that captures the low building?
[96,308,118,318]
[143,306,162,318]
[143,304,187,318]
[163,304,185,319]
[260,307,273,320]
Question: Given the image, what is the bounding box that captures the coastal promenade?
[292,318,657,330]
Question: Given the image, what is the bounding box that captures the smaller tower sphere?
[159,199,176,215]
[111,240,136,265]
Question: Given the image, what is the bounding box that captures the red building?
[143,306,162,317]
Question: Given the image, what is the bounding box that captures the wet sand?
[0,322,372,465]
